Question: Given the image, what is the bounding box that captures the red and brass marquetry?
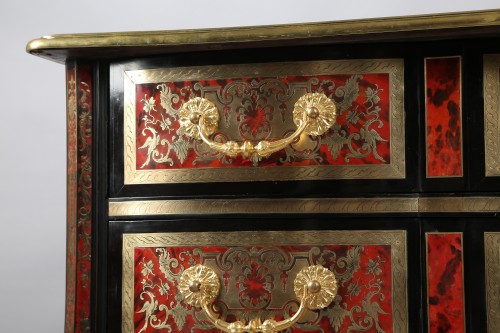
[65,61,93,333]
[123,231,407,333]
[124,59,405,184]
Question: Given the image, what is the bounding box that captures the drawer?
[108,219,417,333]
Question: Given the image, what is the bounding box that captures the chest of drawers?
[28,9,500,333]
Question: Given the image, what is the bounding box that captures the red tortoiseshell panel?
[135,73,391,170]
[425,57,463,177]
[65,61,93,333]
[133,244,393,333]
[426,233,465,333]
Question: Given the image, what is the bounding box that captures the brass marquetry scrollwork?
[180,264,337,333]
[180,93,336,164]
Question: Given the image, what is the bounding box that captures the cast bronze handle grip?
[179,265,337,333]
[180,93,337,163]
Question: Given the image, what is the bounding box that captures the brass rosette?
[294,265,338,310]
[293,93,337,137]
[178,264,220,307]
[179,97,219,139]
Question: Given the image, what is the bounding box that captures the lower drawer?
[105,218,499,333]
[115,224,412,333]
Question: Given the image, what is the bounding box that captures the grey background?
[0,1,498,331]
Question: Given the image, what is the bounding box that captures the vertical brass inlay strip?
[485,232,500,332]
[484,55,500,176]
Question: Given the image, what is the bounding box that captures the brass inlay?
[180,93,336,165]
[179,264,337,333]
[27,10,500,63]
[124,59,405,184]
[484,55,500,176]
[485,232,500,332]
[122,230,407,333]
[109,196,500,217]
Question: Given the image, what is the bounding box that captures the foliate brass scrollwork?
[179,264,337,333]
[180,93,337,163]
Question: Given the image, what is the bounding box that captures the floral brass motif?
[180,93,336,165]
[179,264,337,333]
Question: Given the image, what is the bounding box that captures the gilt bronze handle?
[179,93,337,164]
[179,264,337,333]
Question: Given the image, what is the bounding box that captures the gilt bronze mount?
[179,264,337,333]
[180,93,337,165]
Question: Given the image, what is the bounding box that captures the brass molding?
[484,54,500,176]
[485,232,500,333]
[27,10,500,63]
[109,196,500,217]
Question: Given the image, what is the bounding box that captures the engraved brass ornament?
[180,93,336,164]
[180,264,337,333]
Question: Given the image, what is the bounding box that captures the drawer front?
[121,230,407,333]
[121,59,404,185]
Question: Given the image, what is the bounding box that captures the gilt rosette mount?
[179,264,338,333]
[179,93,337,164]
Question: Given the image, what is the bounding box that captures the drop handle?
[179,93,337,164]
[179,264,338,333]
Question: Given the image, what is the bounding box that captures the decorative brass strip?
[484,55,500,176]
[124,59,405,184]
[485,232,500,333]
[27,9,500,63]
[122,230,407,333]
[417,197,500,212]
[108,196,500,217]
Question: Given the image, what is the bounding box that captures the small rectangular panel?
[485,232,500,332]
[124,59,405,184]
[484,55,500,176]
[426,233,465,333]
[425,56,463,178]
[123,231,407,333]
